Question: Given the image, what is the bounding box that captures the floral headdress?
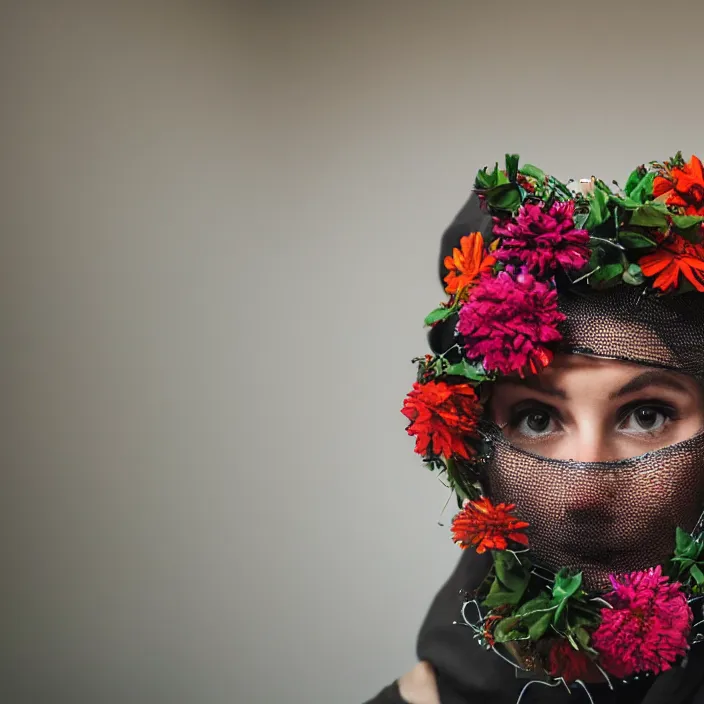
[402,153,704,687]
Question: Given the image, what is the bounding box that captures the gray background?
[4,1,704,703]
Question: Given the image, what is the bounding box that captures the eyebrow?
[498,369,690,401]
[607,370,690,399]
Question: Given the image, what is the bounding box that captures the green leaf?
[482,552,530,607]
[584,188,610,230]
[516,594,553,617]
[691,564,704,585]
[505,154,519,183]
[587,245,605,269]
[528,612,554,641]
[671,213,704,230]
[494,551,531,595]
[618,231,657,250]
[676,526,692,554]
[444,359,488,382]
[622,263,645,286]
[445,457,478,503]
[573,211,589,230]
[590,262,624,286]
[674,527,704,561]
[520,164,546,181]
[476,163,508,190]
[552,569,583,602]
[629,203,669,228]
[515,594,556,641]
[483,580,523,608]
[624,166,648,196]
[484,183,522,212]
[568,609,601,629]
[424,307,453,326]
[609,193,642,210]
[492,616,523,643]
[628,171,656,204]
[572,626,597,654]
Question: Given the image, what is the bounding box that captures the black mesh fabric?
[482,426,704,590]
[473,286,704,589]
[557,286,704,381]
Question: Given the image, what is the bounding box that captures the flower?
[546,641,595,684]
[451,496,529,553]
[401,380,481,460]
[443,232,496,297]
[457,267,565,376]
[516,174,536,194]
[493,201,590,276]
[638,231,704,292]
[591,566,692,679]
[653,155,704,216]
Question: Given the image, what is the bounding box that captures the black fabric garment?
[364,681,405,704]
[414,549,704,704]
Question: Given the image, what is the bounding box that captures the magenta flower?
[592,566,692,679]
[457,266,565,376]
[493,200,590,276]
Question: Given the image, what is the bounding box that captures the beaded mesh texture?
[480,287,704,590]
[482,426,704,590]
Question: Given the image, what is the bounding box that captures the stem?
[590,236,626,250]
[571,266,601,284]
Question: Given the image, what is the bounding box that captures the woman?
[366,154,704,703]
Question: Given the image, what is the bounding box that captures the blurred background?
[4,1,704,702]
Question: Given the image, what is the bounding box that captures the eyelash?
[507,399,680,437]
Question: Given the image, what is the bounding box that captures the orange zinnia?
[443,232,496,297]
[638,232,704,292]
[451,497,529,553]
[653,154,704,216]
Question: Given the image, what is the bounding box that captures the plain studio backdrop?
[3,1,704,702]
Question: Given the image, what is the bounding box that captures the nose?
[567,430,621,463]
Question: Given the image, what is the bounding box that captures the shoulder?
[398,662,440,704]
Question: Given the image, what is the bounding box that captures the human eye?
[507,402,561,439]
[617,401,679,436]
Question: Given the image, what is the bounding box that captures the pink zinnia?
[592,566,692,679]
[457,266,565,376]
[493,200,590,276]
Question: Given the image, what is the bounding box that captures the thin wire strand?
[490,645,523,672]
[436,486,454,527]
[574,680,596,704]
[515,679,561,704]
[593,662,614,690]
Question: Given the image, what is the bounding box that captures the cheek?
[679,411,704,440]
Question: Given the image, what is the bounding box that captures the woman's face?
[488,354,704,461]
[484,354,704,587]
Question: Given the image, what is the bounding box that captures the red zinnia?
[547,641,595,684]
[653,154,704,216]
[401,380,481,460]
[638,231,704,292]
[451,496,529,553]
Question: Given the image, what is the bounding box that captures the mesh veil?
[482,428,704,590]
[472,285,704,589]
